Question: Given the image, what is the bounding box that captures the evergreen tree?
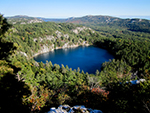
[0,14,31,113]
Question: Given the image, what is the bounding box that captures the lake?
[34,46,114,74]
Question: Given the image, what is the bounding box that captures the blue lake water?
[34,46,114,74]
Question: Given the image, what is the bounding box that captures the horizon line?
[4,14,150,19]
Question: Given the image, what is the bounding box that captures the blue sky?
[0,0,150,18]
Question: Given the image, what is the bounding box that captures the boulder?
[47,105,103,113]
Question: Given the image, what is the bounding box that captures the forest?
[1,14,150,113]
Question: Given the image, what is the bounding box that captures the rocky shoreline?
[32,42,90,58]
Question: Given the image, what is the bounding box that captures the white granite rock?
[47,105,103,113]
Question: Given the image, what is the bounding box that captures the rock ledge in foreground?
[47,105,103,113]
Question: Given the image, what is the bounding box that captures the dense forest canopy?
[0,14,150,112]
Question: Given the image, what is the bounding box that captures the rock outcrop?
[47,105,103,113]
[55,30,62,38]
[33,44,54,57]
[72,27,95,34]
[62,43,78,49]
[18,51,28,57]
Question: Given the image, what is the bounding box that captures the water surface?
[34,46,114,74]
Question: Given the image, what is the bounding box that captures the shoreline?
[31,43,91,59]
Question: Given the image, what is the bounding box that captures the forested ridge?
[1,15,150,113]
[62,15,150,34]
[36,15,150,34]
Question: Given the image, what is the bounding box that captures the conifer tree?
[0,14,31,113]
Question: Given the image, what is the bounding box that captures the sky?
[0,0,150,18]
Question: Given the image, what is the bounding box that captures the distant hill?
[6,15,43,24]
[61,15,150,33]
[37,15,150,33]
[6,15,150,33]
[36,17,77,22]
[37,17,66,22]
[65,15,120,24]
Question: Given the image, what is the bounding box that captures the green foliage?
[65,15,150,34]
[96,38,150,76]
[6,15,43,25]
[0,15,31,113]
[2,14,150,112]
[5,21,101,57]
[100,76,150,113]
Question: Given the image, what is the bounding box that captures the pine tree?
[0,14,31,113]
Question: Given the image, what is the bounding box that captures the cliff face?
[32,41,90,58]
[33,44,54,57]
[18,40,90,59]
[29,26,92,58]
